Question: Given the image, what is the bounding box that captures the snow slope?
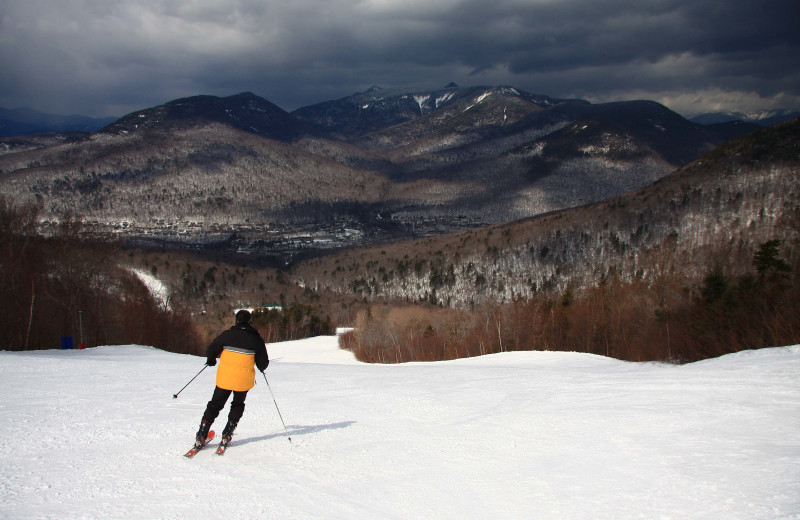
[1,338,798,519]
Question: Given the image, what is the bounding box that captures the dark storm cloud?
[1,0,798,118]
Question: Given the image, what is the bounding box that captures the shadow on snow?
[234,421,356,445]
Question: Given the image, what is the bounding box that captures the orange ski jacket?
[206,324,269,392]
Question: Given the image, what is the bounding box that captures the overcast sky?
[2,0,798,118]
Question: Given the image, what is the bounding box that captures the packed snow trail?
[1,338,799,519]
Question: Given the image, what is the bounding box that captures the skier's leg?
[202,386,232,424]
[223,390,248,438]
[228,390,248,423]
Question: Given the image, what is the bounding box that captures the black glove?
[206,358,216,367]
[259,360,269,372]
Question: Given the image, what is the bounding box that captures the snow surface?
[1,338,799,519]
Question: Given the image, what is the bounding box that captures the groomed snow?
[1,338,798,519]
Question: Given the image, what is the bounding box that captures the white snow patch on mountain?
[435,92,455,107]
[1,338,798,519]
[413,95,430,112]
[465,91,492,111]
[128,267,170,310]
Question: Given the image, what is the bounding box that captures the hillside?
[291,117,800,307]
[0,87,758,262]
[2,340,798,519]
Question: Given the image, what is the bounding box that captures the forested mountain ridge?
[101,92,314,141]
[292,117,800,307]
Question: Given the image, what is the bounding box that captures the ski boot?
[194,420,213,448]
[221,420,237,445]
[216,420,237,455]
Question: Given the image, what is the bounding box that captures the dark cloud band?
[1,0,797,118]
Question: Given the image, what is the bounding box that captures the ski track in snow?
[1,338,799,519]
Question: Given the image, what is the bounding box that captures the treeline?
[1,198,201,354]
[340,239,800,363]
[251,303,334,344]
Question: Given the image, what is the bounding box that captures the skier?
[193,309,269,450]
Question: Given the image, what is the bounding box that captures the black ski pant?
[202,386,248,426]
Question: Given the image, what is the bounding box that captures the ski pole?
[262,371,292,443]
[173,365,208,399]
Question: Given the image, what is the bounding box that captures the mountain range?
[0,107,116,138]
[690,108,800,126]
[0,85,763,264]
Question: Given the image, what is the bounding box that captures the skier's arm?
[205,335,225,366]
[255,341,269,372]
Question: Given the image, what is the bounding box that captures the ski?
[184,430,215,458]
[215,436,232,455]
